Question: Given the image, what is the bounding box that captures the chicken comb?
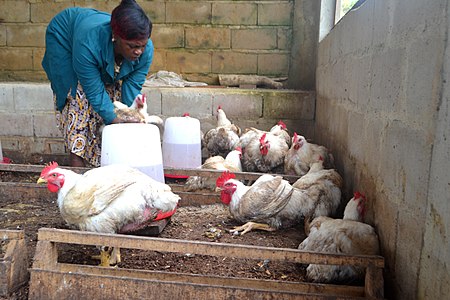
[277,120,287,129]
[182,112,190,117]
[318,155,324,161]
[40,161,59,176]
[353,191,366,200]
[293,132,298,143]
[217,105,222,110]
[259,133,267,143]
[235,146,242,153]
[141,93,146,103]
[216,171,236,187]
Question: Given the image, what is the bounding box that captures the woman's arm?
[72,42,117,124]
[120,39,154,107]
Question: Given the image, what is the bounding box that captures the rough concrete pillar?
[319,0,337,42]
[287,0,321,90]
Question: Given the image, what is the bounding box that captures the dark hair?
[111,0,152,40]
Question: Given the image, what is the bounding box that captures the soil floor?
[0,170,308,300]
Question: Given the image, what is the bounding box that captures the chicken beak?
[215,187,222,193]
[37,177,47,185]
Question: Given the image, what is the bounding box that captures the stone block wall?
[0,0,293,84]
[0,82,315,161]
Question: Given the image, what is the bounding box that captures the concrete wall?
[315,0,449,299]
[0,82,315,161]
[0,0,297,85]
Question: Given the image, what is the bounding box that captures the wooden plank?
[0,163,301,183]
[0,234,29,297]
[37,228,384,268]
[0,230,25,240]
[164,167,300,183]
[0,182,219,207]
[32,240,58,270]
[0,262,10,297]
[0,163,89,174]
[0,182,51,200]
[55,263,365,298]
[29,269,365,300]
[365,264,384,299]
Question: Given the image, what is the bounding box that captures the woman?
[42,0,153,167]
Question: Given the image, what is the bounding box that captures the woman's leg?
[69,152,86,167]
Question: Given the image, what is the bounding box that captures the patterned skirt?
[54,82,122,167]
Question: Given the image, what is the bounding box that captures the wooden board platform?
[29,228,384,299]
[1,164,385,299]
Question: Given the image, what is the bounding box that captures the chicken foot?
[92,246,121,267]
[230,222,276,235]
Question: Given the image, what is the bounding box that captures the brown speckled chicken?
[184,147,242,191]
[298,192,380,284]
[203,106,241,157]
[284,132,334,176]
[215,160,342,235]
[37,162,180,267]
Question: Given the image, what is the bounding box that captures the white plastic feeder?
[162,116,202,177]
[101,123,164,183]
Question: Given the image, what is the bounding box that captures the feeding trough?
[101,123,165,183]
[162,115,202,178]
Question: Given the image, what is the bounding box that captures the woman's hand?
[110,116,142,124]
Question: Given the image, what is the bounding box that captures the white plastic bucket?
[101,123,164,183]
[162,116,202,175]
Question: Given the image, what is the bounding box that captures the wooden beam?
[0,164,301,183]
[37,228,384,268]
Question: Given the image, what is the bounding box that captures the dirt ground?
[0,170,308,300]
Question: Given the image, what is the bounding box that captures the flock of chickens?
[36,105,381,285]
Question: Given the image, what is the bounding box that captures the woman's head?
[111,0,152,41]
[111,0,152,61]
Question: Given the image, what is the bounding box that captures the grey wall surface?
[315,0,450,298]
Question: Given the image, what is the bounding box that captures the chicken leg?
[230,222,276,235]
[92,246,121,267]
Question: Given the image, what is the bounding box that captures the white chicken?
[284,132,335,176]
[215,161,342,235]
[113,93,164,129]
[238,122,290,173]
[37,162,180,267]
[203,106,241,157]
[298,192,380,283]
[184,147,242,191]
[268,120,291,147]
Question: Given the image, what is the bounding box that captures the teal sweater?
[42,7,154,124]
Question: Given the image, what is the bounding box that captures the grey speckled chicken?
[215,160,342,235]
[203,106,241,157]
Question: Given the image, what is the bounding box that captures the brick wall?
[0,0,293,85]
